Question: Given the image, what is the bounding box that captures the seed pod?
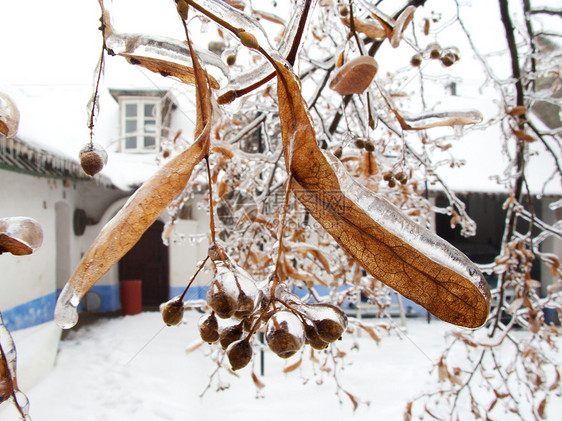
[199,312,220,343]
[0,92,20,138]
[410,54,422,67]
[426,42,441,59]
[0,217,43,256]
[226,339,253,371]
[339,6,349,17]
[354,138,366,149]
[79,143,108,176]
[333,147,343,158]
[383,171,393,182]
[226,54,236,66]
[161,298,184,326]
[219,323,244,349]
[388,179,396,188]
[176,0,188,20]
[440,47,460,67]
[301,304,348,343]
[234,292,255,319]
[394,171,406,181]
[217,90,238,105]
[265,311,305,359]
[364,141,375,152]
[304,322,329,350]
[239,30,259,49]
[441,53,455,67]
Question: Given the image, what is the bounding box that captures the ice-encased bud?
[0,93,20,138]
[233,266,258,319]
[161,297,184,326]
[199,312,219,343]
[207,262,239,318]
[0,217,43,256]
[304,321,329,350]
[301,303,348,343]
[79,143,108,176]
[440,47,460,67]
[265,311,305,359]
[226,339,253,371]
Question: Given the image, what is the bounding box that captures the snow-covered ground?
[1,311,561,420]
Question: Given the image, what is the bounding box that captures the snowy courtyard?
[1,311,560,420]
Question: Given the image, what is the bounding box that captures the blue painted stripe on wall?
[169,286,208,301]
[2,292,57,331]
[88,284,121,312]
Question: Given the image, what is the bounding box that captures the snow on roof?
[1,0,560,194]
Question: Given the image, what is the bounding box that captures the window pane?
[144,120,157,133]
[144,103,156,117]
[144,136,156,148]
[125,136,136,150]
[125,103,137,117]
[125,120,137,133]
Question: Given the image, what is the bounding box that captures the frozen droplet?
[265,311,304,358]
[54,283,80,329]
[0,92,20,138]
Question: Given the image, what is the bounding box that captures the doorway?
[118,220,169,308]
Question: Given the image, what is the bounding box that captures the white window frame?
[119,97,161,153]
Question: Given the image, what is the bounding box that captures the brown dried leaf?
[511,128,537,143]
[549,367,560,391]
[329,56,378,96]
[252,372,266,389]
[344,390,359,412]
[537,398,547,419]
[283,358,302,373]
[276,60,490,328]
[390,6,416,48]
[340,16,387,40]
[508,106,527,117]
[358,323,381,343]
[185,340,204,355]
[56,36,213,319]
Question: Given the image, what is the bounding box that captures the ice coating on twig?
[218,1,308,95]
[323,151,491,306]
[0,93,20,138]
[104,32,228,88]
[401,110,483,130]
[0,313,32,420]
